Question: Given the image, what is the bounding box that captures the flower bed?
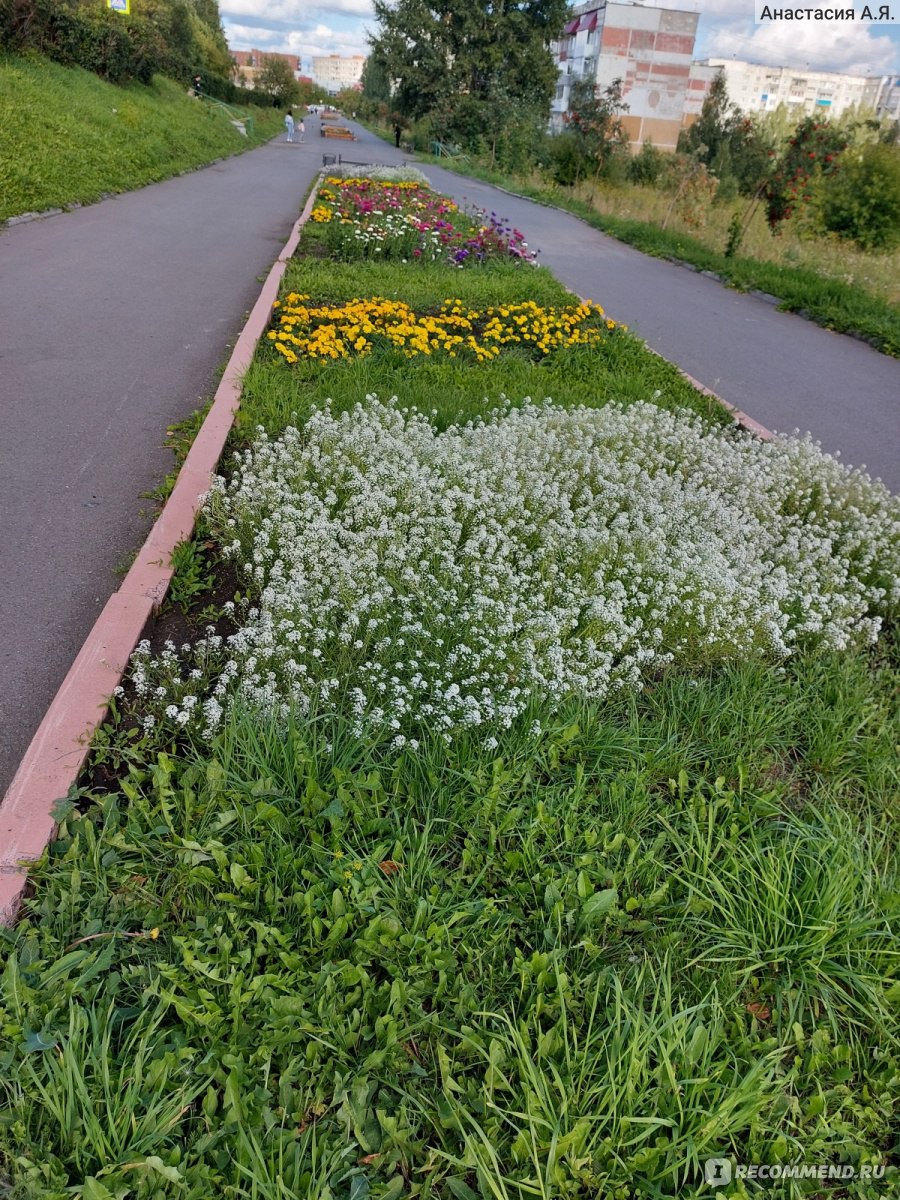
[6,169,896,1200]
[267,295,618,364]
[310,176,536,265]
[130,397,899,747]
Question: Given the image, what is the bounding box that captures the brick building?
[230,49,302,86]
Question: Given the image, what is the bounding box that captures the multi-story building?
[864,72,900,122]
[311,54,366,94]
[550,4,899,152]
[700,59,880,121]
[230,49,301,86]
[551,0,709,151]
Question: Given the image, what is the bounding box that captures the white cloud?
[222,0,372,22]
[224,0,898,75]
[706,20,898,74]
[224,14,372,58]
[225,21,281,45]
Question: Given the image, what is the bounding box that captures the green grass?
[404,148,900,357]
[1,647,897,1197]
[238,257,728,436]
[0,53,284,221]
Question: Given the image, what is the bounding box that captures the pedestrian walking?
[284,111,294,143]
[394,122,402,148]
[298,118,305,143]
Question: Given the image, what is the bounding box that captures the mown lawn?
[1,170,897,1200]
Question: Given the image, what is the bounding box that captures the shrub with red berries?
[763,117,847,233]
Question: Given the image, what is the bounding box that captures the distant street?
[1,118,898,796]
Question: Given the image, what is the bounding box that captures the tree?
[368,0,567,149]
[679,72,736,164]
[680,73,773,198]
[763,115,846,232]
[360,52,391,104]
[561,76,630,185]
[819,142,900,250]
[257,54,300,108]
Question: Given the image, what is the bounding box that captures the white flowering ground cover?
[4,176,899,1200]
[129,396,899,748]
[327,163,433,186]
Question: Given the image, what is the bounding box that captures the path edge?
[0,178,322,925]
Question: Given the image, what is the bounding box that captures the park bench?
[322,125,356,140]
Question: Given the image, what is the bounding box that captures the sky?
[221,0,900,79]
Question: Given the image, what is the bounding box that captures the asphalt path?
[1,119,897,796]
[0,130,324,796]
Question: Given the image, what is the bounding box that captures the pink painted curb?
[674,363,775,442]
[2,177,775,925]
[0,179,322,925]
[576,293,777,444]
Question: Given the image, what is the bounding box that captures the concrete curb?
[0,179,322,925]
[666,360,775,442]
[573,289,777,443]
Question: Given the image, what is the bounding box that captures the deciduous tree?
[257,54,300,108]
[368,0,567,149]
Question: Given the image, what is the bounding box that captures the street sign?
[108,0,131,12]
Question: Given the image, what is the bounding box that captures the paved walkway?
[0,132,324,795]
[349,128,900,491]
[1,122,897,796]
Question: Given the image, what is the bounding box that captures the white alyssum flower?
[328,165,432,186]
[133,397,899,744]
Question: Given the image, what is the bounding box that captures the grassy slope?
[0,54,283,222]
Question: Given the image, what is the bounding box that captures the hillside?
[0,54,283,222]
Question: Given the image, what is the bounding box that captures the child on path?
[284,111,294,142]
[298,118,305,142]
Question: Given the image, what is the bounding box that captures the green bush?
[628,139,667,186]
[0,0,165,83]
[0,0,234,92]
[547,129,583,186]
[820,142,900,251]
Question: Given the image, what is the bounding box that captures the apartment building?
[701,58,881,120]
[311,54,366,93]
[551,0,710,150]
